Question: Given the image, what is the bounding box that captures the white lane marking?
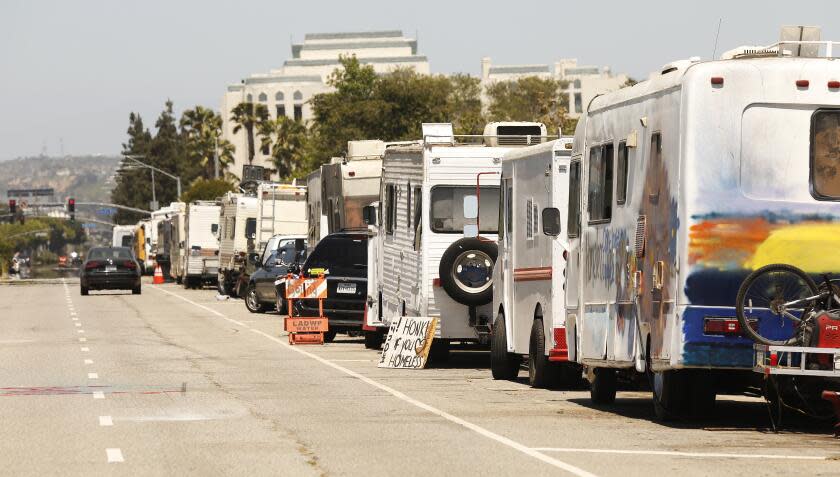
[80,347,90,352]
[88,373,99,379]
[532,448,827,461]
[70,312,77,316]
[84,359,93,365]
[79,338,87,342]
[93,391,105,399]
[106,448,124,463]
[75,323,81,327]
[150,286,595,477]
[77,330,84,334]
[99,416,113,426]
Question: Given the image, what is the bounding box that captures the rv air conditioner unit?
[483,122,547,147]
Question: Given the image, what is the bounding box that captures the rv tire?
[428,340,450,364]
[529,319,558,388]
[438,238,498,307]
[590,368,617,404]
[490,313,519,380]
[651,367,690,421]
[364,330,384,350]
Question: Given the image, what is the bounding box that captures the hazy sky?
[1,0,838,160]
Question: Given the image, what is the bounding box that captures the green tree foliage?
[0,218,85,276]
[180,106,234,180]
[180,178,234,204]
[230,102,270,166]
[447,74,485,135]
[485,76,571,136]
[259,117,311,180]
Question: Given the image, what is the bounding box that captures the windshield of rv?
[303,236,367,277]
[430,186,499,233]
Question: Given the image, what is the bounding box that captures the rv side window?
[506,183,512,238]
[811,110,840,200]
[587,143,613,223]
[430,186,499,234]
[616,141,629,205]
[385,184,396,235]
[498,184,505,241]
[568,161,581,238]
[406,183,412,227]
[211,224,219,235]
[413,186,422,251]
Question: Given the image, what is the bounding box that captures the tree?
[230,102,270,166]
[485,76,571,136]
[260,117,311,180]
[111,112,153,224]
[447,74,485,135]
[180,106,234,180]
[180,178,234,203]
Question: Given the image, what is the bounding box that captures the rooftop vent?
[483,122,548,147]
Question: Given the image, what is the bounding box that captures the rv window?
[385,184,396,235]
[588,143,614,223]
[211,224,219,234]
[568,161,581,237]
[498,183,506,241]
[616,141,629,205]
[406,184,412,227]
[506,183,513,238]
[413,186,422,251]
[244,218,256,239]
[430,186,499,234]
[811,110,840,200]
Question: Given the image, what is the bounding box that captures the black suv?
[293,232,368,341]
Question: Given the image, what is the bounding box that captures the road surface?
[1,278,838,476]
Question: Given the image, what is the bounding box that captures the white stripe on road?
[79,338,87,342]
[88,373,98,379]
[75,323,81,327]
[99,416,113,426]
[531,447,827,461]
[80,347,90,352]
[150,285,596,477]
[93,391,105,399]
[77,330,84,333]
[106,448,124,463]
[84,359,93,365]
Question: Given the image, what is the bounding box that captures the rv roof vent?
[720,46,781,60]
[483,122,547,147]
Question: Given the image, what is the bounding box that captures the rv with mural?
[490,137,579,387]
[365,122,547,354]
[565,30,840,419]
[217,192,258,295]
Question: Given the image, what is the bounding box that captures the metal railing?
[757,40,840,58]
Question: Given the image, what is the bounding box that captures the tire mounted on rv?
[438,237,498,307]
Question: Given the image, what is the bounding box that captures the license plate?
[105,266,117,272]
[336,283,356,294]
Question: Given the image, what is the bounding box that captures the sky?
[1,0,838,160]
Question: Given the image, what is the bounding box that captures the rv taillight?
[348,171,356,177]
[769,353,779,367]
[432,278,441,287]
[796,79,810,88]
[829,81,840,89]
[710,77,724,86]
[703,316,756,336]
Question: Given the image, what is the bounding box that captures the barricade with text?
[283,274,329,345]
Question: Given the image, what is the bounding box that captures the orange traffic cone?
[153,263,165,284]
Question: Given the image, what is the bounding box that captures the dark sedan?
[80,247,142,295]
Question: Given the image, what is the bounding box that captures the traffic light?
[68,198,75,221]
[8,199,15,215]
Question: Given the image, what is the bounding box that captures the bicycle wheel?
[735,263,818,346]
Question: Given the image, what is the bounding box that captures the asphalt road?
[1,278,839,476]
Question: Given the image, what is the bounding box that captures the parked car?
[292,232,368,342]
[80,247,142,295]
[245,235,307,314]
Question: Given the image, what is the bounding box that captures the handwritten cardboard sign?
[378,316,438,369]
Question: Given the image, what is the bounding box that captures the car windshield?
[88,248,133,260]
[303,236,366,277]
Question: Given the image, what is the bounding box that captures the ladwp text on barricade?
[378,316,438,369]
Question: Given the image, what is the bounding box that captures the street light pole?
[122,155,182,201]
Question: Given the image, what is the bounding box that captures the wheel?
[245,284,266,313]
[275,284,287,315]
[736,263,818,346]
[590,368,617,404]
[364,330,384,350]
[428,340,450,364]
[80,286,89,296]
[528,318,558,388]
[490,313,520,380]
[688,370,716,419]
[438,237,498,306]
[651,368,690,421]
[132,286,141,295]
[323,331,337,343]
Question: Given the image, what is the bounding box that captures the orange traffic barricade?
[283,273,328,345]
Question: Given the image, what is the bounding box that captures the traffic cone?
[153,263,165,284]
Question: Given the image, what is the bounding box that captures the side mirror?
[463,195,478,238]
[362,205,377,226]
[542,208,562,236]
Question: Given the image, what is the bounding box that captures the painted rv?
[490,137,579,387]
[217,192,258,295]
[365,122,548,354]
[566,34,840,418]
[181,201,221,288]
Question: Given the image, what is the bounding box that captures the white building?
[480,57,629,120]
[221,30,429,180]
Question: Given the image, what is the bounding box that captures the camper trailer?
[111,225,135,249]
[365,122,548,353]
[321,141,385,232]
[565,29,840,419]
[490,137,578,387]
[181,200,220,288]
[165,202,187,283]
[217,192,258,295]
[254,182,307,252]
[305,169,327,250]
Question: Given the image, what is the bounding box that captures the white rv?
[566,29,840,419]
[490,138,578,387]
[305,169,328,249]
[365,122,548,355]
[181,201,220,288]
[320,140,385,234]
[111,225,135,249]
[164,202,187,283]
[254,182,307,252]
[217,192,258,295]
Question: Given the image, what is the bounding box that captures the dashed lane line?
[80,347,90,352]
[88,373,99,379]
[150,285,597,477]
[99,416,113,426]
[79,338,87,342]
[93,392,105,399]
[84,359,93,365]
[531,447,828,461]
[106,448,124,463]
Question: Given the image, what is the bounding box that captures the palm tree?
[180,106,234,179]
[230,102,269,166]
[265,117,310,179]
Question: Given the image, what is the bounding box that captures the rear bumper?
[187,256,219,277]
[548,327,569,362]
[82,274,140,289]
[680,306,758,369]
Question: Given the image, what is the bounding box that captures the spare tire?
[438,237,498,306]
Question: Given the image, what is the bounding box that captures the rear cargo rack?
[753,343,840,377]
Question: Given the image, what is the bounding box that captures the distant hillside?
[0,155,120,203]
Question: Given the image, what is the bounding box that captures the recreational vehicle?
[111,225,134,249]
[181,201,220,288]
[254,182,307,252]
[320,140,385,233]
[165,202,187,283]
[365,122,548,354]
[566,29,840,419]
[490,137,579,387]
[217,192,258,295]
[305,169,327,249]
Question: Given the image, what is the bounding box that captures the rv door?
[366,228,384,328]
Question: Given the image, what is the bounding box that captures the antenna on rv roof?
[711,18,722,59]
